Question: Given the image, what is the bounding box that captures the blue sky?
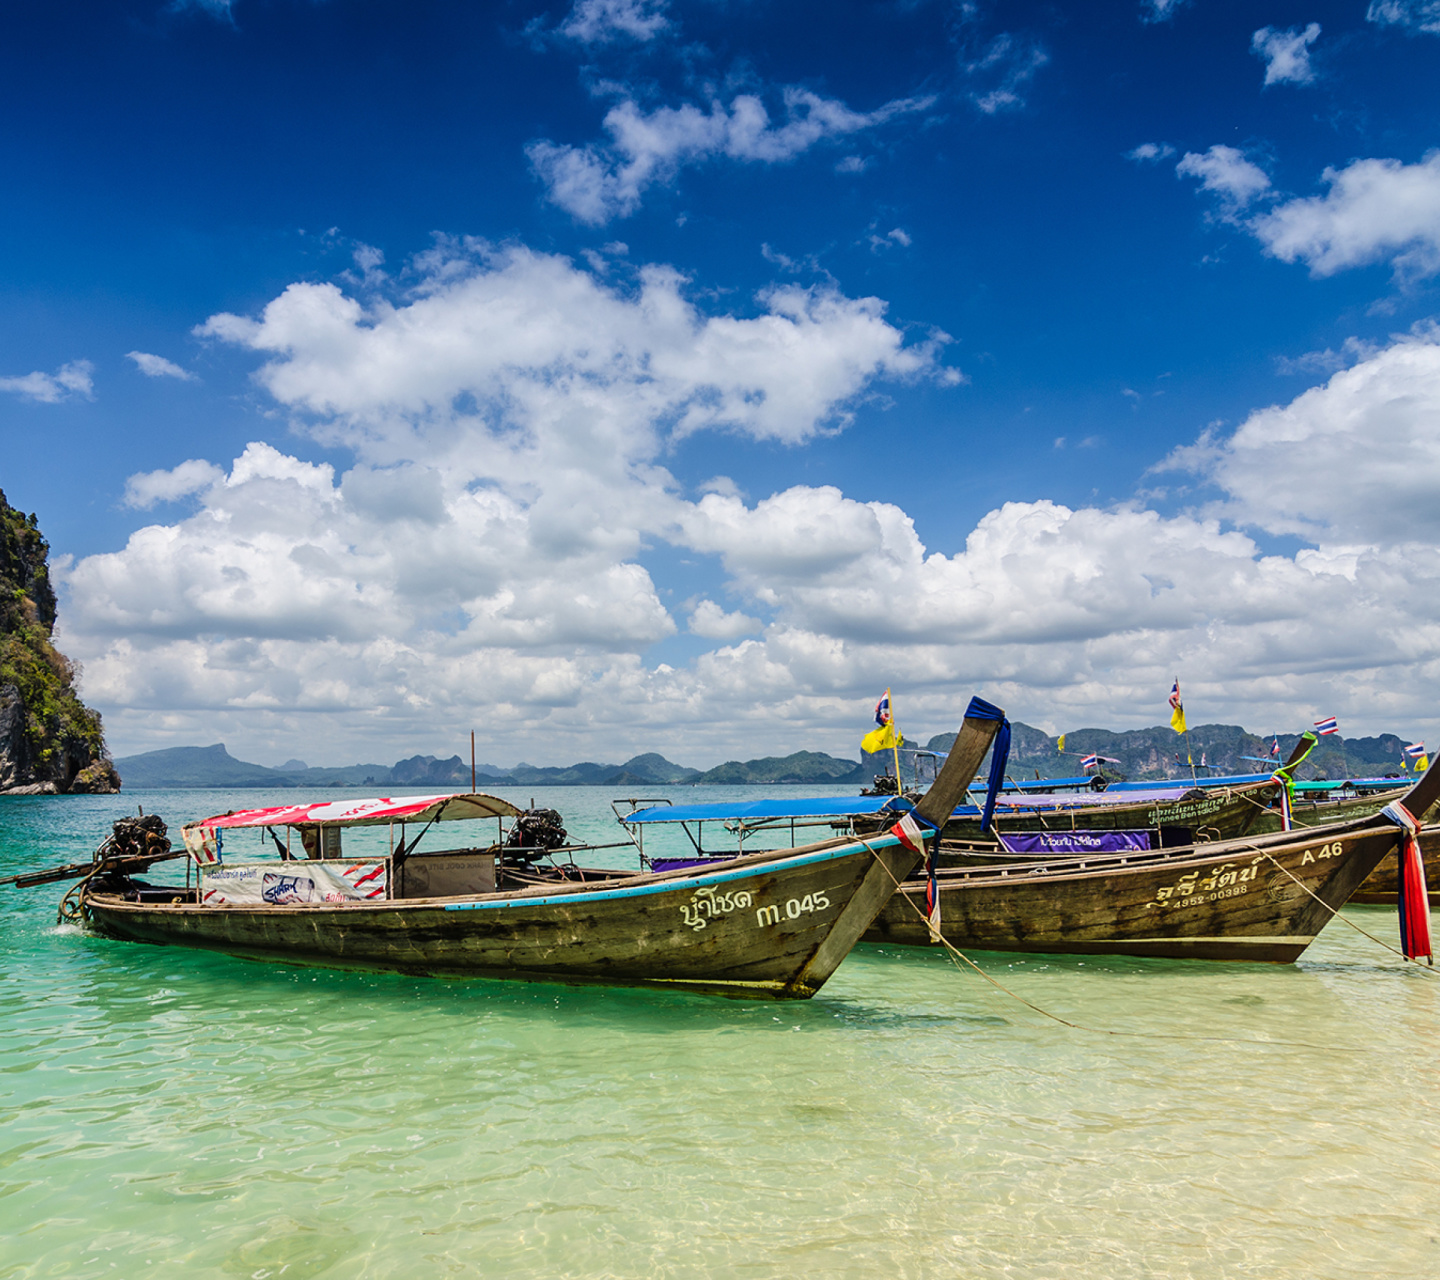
[3,0,1439,765]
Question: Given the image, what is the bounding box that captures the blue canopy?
[1103,773,1270,790]
[1292,777,1404,793]
[623,795,914,825]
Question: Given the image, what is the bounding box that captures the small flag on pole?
[1314,716,1338,736]
[1056,733,1066,753]
[1406,742,1428,771]
[1168,679,1187,735]
[1081,754,1120,770]
[1269,736,1281,758]
[861,689,902,754]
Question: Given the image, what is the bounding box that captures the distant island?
[112,721,1417,790]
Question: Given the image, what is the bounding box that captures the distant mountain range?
[112,744,876,789]
[112,721,1420,791]
[925,722,1417,784]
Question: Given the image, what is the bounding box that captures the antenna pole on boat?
[471,731,476,793]
[891,688,904,795]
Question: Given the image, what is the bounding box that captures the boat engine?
[504,809,568,862]
[104,814,171,861]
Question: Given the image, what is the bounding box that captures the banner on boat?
[999,830,1152,854]
[199,860,388,906]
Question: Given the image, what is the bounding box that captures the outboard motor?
[504,809,568,862]
[103,814,171,862]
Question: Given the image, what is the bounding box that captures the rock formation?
[0,489,119,793]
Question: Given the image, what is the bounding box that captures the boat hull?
[1252,792,1439,906]
[865,823,1399,963]
[84,835,918,999]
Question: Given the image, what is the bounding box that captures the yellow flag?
[1168,679,1187,735]
[1056,734,1066,753]
[1418,755,1430,773]
[862,722,903,754]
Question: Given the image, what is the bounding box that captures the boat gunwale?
[917,814,1399,889]
[86,830,901,917]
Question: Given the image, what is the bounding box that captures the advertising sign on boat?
[199,860,388,906]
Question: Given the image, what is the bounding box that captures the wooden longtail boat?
[936,734,1317,848]
[1248,781,1440,906]
[60,699,1004,998]
[865,758,1440,963]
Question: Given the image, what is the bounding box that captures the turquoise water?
[3,787,1439,1279]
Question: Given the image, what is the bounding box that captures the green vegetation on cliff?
[0,489,118,792]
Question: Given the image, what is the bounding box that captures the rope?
[1240,845,1440,977]
[856,837,1371,1051]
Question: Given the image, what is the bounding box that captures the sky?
[2,0,1439,768]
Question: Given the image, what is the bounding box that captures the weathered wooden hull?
[1251,790,1439,906]
[84,834,919,999]
[940,781,1275,846]
[865,821,1399,963]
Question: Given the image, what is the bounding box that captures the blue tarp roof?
[1103,773,1270,790]
[624,795,913,825]
[1292,777,1404,793]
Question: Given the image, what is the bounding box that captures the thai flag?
[1270,737,1280,758]
[1314,716,1338,736]
[889,812,931,855]
[1406,742,1427,759]
[1081,753,1100,770]
[874,691,892,727]
[1168,680,1182,711]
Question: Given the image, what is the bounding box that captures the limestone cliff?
[0,489,119,793]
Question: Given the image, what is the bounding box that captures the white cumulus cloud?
[1176,145,1272,208]
[1251,23,1321,86]
[1249,151,1440,280]
[1161,330,1440,545]
[559,0,669,42]
[126,351,198,381]
[688,600,762,640]
[528,88,933,224]
[124,458,226,509]
[0,360,94,404]
[57,249,1440,763]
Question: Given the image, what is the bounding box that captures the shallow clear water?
[3,788,1438,1279]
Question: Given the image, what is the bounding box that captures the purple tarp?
[998,830,1153,854]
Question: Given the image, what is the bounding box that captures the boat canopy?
[622,784,1209,828]
[185,792,523,832]
[1103,773,1271,790]
[1292,778,1404,794]
[623,795,913,826]
[986,787,1195,811]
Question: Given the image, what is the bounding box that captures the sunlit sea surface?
[3,786,1438,1279]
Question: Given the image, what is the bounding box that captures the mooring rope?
[1232,845,1440,977]
[856,838,1375,1051]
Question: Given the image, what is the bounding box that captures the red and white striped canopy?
[183,792,522,833]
